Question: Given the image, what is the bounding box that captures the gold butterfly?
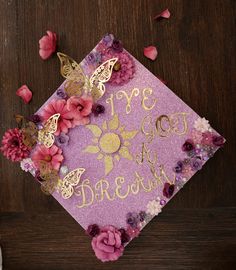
[57,52,118,101]
[38,113,60,148]
[59,168,85,199]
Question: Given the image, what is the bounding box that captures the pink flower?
[1,128,30,162]
[91,225,124,262]
[40,99,74,135]
[201,131,214,146]
[182,164,193,178]
[31,144,63,171]
[126,225,140,239]
[39,30,57,60]
[144,46,158,61]
[102,50,135,85]
[16,85,32,104]
[154,9,171,20]
[190,129,203,144]
[66,95,93,126]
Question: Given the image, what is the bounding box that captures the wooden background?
[0,0,236,269]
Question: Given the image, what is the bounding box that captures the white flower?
[20,158,36,175]
[146,199,162,216]
[194,117,210,132]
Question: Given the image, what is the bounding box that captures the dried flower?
[91,225,124,262]
[146,199,162,216]
[112,39,123,52]
[20,158,36,174]
[190,157,202,171]
[56,88,68,99]
[126,225,140,239]
[1,128,30,162]
[173,160,183,173]
[212,135,225,147]
[92,104,105,116]
[194,118,210,133]
[154,8,171,20]
[86,224,100,237]
[39,30,57,60]
[40,99,74,136]
[163,183,175,198]
[55,132,69,147]
[201,131,214,146]
[16,85,32,104]
[102,50,135,85]
[143,46,158,61]
[86,51,102,65]
[119,228,130,244]
[126,212,139,228]
[31,144,64,171]
[102,33,114,47]
[139,211,146,222]
[28,114,41,124]
[182,139,195,152]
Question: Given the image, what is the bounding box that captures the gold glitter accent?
[84,114,138,175]
[142,87,157,111]
[99,133,121,154]
[116,88,140,114]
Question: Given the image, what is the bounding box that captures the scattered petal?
[144,46,158,61]
[39,30,57,60]
[154,9,171,20]
[16,85,32,104]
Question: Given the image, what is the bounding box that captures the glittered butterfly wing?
[57,52,86,97]
[89,58,118,101]
[60,168,85,199]
[38,113,60,148]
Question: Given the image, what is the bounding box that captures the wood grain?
[0,0,236,269]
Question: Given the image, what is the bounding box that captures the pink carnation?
[0,128,30,162]
[102,50,135,85]
[66,95,93,126]
[31,144,63,171]
[40,99,74,136]
[39,30,57,60]
[91,225,124,262]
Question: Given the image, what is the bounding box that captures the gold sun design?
[83,114,138,175]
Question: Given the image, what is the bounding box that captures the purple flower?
[190,158,202,171]
[102,33,114,46]
[163,183,175,198]
[112,39,123,52]
[182,139,195,152]
[139,211,146,222]
[55,132,69,147]
[86,51,102,65]
[86,224,100,237]
[92,104,105,116]
[126,212,139,228]
[173,161,183,173]
[212,135,225,147]
[119,228,130,244]
[28,114,41,124]
[56,88,68,99]
[35,170,43,182]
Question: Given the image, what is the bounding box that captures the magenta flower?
[91,225,124,262]
[1,128,30,162]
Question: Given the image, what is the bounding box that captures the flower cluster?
[95,33,135,85]
[173,118,225,183]
[40,95,93,135]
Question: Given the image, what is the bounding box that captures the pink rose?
[66,95,93,126]
[16,85,32,104]
[39,30,57,60]
[91,225,124,262]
